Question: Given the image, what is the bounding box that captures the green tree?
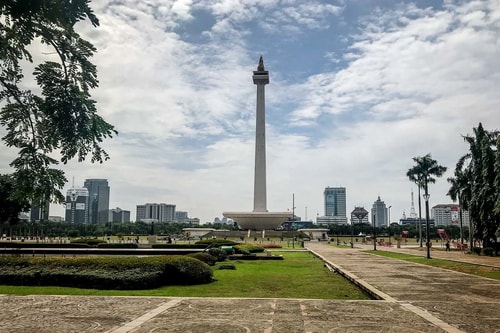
[407,153,447,258]
[460,123,499,249]
[0,0,116,207]
[447,166,471,244]
[407,163,424,247]
[0,174,30,224]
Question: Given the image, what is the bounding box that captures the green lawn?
[0,252,370,299]
[367,250,500,280]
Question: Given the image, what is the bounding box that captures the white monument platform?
[223,211,292,230]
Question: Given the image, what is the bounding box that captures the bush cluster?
[0,242,89,248]
[482,247,495,256]
[195,239,238,246]
[233,244,265,255]
[152,244,206,249]
[97,243,138,249]
[472,247,482,255]
[0,255,213,289]
[207,247,229,261]
[70,238,107,246]
[187,252,217,266]
[260,243,282,249]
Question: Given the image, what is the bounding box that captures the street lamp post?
[373,214,377,251]
[388,205,392,246]
[423,190,431,259]
[291,193,295,249]
[418,187,423,247]
[350,219,354,248]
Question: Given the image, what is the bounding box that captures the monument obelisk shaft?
[222,57,292,230]
[253,56,269,212]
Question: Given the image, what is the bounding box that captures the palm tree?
[407,154,447,258]
[447,167,470,245]
[406,169,423,247]
[461,123,499,250]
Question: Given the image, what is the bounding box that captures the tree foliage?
[407,154,447,194]
[0,0,116,207]
[0,174,30,224]
[451,123,499,249]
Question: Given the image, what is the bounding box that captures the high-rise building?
[136,203,176,223]
[431,204,470,227]
[324,187,346,217]
[65,187,89,223]
[108,207,130,223]
[30,202,49,221]
[371,196,388,227]
[316,187,347,225]
[175,211,188,222]
[83,179,110,223]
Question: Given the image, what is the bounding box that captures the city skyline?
[1,1,499,224]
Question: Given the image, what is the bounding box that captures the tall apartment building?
[371,196,388,227]
[317,187,347,225]
[175,211,189,222]
[136,203,176,223]
[431,204,470,227]
[65,187,89,223]
[30,202,50,221]
[324,187,346,217]
[108,207,130,223]
[83,179,110,223]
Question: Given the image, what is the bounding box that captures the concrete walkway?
[0,243,498,332]
[306,242,500,333]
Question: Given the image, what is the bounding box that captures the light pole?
[388,205,392,246]
[423,190,431,259]
[418,187,423,247]
[373,214,377,251]
[292,193,295,249]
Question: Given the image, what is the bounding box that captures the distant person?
[445,240,450,251]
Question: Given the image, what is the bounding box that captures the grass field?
[0,251,370,299]
[367,250,500,280]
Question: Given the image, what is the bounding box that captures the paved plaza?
[0,243,498,333]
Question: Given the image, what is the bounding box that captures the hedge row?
[70,239,107,246]
[152,244,206,249]
[0,242,90,248]
[0,255,213,290]
[195,239,238,246]
[96,243,139,249]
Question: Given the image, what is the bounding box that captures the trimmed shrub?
[261,243,282,249]
[0,255,213,289]
[187,252,217,266]
[482,247,494,256]
[0,242,90,248]
[207,247,228,261]
[234,244,265,254]
[472,247,482,255]
[70,238,107,246]
[97,243,138,249]
[195,239,238,246]
[152,244,206,249]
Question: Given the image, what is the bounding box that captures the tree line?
[407,123,500,251]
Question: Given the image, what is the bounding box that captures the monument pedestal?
[223,211,292,230]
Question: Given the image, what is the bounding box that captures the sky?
[1,0,500,224]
